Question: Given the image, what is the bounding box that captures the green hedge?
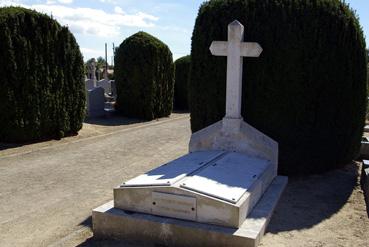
[190,0,367,175]
[174,55,191,110]
[115,32,174,120]
[0,7,85,142]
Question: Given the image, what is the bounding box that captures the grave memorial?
[87,87,105,118]
[93,21,287,247]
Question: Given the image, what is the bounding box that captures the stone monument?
[97,79,112,95]
[92,20,287,247]
[87,87,105,118]
[87,59,97,82]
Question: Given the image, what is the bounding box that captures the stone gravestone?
[97,79,112,94]
[93,21,287,247]
[87,87,105,118]
[87,58,97,81]
[85,79,95,91]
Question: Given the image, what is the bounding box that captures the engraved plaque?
[151,192,196,221]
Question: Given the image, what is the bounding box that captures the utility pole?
[105,43,108,79]
[112,43,115,67]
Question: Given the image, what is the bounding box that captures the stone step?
[93,176,288,247]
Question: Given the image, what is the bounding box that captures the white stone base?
[92,176,287,247]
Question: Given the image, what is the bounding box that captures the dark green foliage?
[190,0,367,175]
[0,7,85,143]
[174,55,191,110]
[115,32,174,120]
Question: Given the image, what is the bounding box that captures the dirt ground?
[0,113,368,247]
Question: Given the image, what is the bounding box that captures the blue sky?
[1,0,368,62]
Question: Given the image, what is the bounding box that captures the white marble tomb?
[93,20,287,247]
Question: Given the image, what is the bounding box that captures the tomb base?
[93,176,287,247]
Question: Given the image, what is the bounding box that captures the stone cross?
[87,59,97,82]
[210,20,262,120]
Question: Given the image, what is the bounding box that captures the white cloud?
[80,47,102,55]
[58,0,73,4]
[114,6,124,14]
[99,0,117,4]
[0,2,159,37]
[47,0,74,4]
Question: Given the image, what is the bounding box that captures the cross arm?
[210,41,228,56]
[240,43,263,57]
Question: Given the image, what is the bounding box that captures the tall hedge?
[174,55,191,110]
[115,32,174,120]
[0,7,85,142]
[190,0,367,175]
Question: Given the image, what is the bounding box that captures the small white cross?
[210,20,262,120]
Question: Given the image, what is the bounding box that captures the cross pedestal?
[92,20,287,247]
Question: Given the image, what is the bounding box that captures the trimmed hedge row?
[0,7,85,142]
[115,32,174,120]
[174,55,191,110]
[190,0,367,175]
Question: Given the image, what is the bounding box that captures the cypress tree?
[0,7,85,142]
[174,55,191,110]
[115,32,174,120]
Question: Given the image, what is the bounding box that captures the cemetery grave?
[85,60,118,117]
[0,1,368,246]
[92,20,287,247]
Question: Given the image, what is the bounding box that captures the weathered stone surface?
[85,79,96,91]
[87,87,105,118]
[97,79,112,94]
[93,176,288,247]
[190,119,278,176]
[115,151,275,228]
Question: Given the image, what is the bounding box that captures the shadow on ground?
[0,133,78,152]
[77,238,157,247]
[0,142,24,151]
[267,162,358,233]
[84,113,144,127]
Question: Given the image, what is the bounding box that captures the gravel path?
[0,114,191,247]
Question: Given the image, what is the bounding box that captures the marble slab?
[121,151,224,187]
[181,153,270,203]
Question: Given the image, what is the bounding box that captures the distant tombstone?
[97,79,111,94]
[85,79,96,91]
[110,80,117,99]
[87,87,105,118]
[87,59,97,82]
